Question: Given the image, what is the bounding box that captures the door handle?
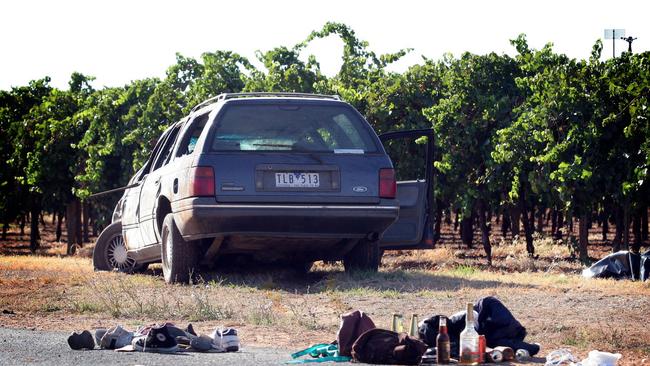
[173,178,178,194]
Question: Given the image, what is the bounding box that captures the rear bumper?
[172,197,399,241]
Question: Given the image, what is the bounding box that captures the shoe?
[210,327,240,352]
[94,328,107,345]
[132,324,178,353]
[100,325,134,349]
[190,335,214,352]
[185,323,197,336]
[166,325,189,339]
[67,330,95,350]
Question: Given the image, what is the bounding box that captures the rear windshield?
[210,104,378,153]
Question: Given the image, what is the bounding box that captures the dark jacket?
[418,296,540,356]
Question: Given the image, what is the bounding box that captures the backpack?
[351,329,427,365]
[336,310,376,357]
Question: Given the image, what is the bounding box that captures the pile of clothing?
[418,296,540,358]
[289,296,540,365]
[67,322,240,353]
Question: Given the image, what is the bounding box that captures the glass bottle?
[459,303,480,365]
[392,313,404,333]
[436,316,451,364]
[409,314,419,337]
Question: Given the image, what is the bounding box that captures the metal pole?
[613,29,615,58]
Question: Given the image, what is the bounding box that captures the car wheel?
[343,239,380,273]
[161,214,198,284]
[93,221,142,273]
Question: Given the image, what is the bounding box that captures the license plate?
[275,172,320,188]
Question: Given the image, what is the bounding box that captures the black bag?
[351,328,427,365]
[583,250,642,280]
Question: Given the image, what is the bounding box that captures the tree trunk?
[612,204,623,252]
[578,212,589,263]
[554,210,565,240]
[632,212,642,253]
[66,199,81,254]
[478,200,492,265]
[2,222,8,240]
[19,215,25,236]
[510,206,521,237]
[29,198,41,253]
[568,215,574,234]
[434,201,443,244]
[602,214,609,241]
[623,202,630,250]
[454,211,460,232]
[56,212,64,242]
[642,205,648,242]
[529,200,536,233]
[39,212,45,227]
[82,201,90,243]
[75,199,82,246]
[501,207,511,238]
[461,215,474,249]
[519,187,534,255]
[551,209,558,238]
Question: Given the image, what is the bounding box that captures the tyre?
[93,221,143,273]
[161,214,198,284]
[343,239,381,273]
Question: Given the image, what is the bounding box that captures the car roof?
[189,92,341,115]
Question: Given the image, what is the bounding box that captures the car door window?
[177,113,210,157]
[135,128,172,181]
[151,125,181,172]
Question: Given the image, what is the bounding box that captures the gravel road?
[0,327,342,366]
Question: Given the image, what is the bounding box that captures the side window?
[177,113,210,157]
[135,128,171,181]
[151,125,181,172]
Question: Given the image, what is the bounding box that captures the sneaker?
[100,325,134,349]
[94,328,107,345]
[210,327,240,352]
[190,335,215,352]
[67,330,95,350]
[132,325,178,353]
[185,323,197,337]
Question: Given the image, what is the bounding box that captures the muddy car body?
[93,93,434,283]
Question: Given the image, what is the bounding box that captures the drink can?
[516,349,530,361]
[478,335,486,363]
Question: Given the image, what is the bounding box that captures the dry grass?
[1,218,649,364]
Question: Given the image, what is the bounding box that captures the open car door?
[379,128,435,250]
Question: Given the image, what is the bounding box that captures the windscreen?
[210,104,378,153]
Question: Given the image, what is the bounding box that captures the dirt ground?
[0,217,649,365]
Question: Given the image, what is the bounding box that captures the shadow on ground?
[135,261,539,294]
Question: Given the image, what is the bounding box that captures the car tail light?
[189,166,215,197]
[379,168,396,199]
